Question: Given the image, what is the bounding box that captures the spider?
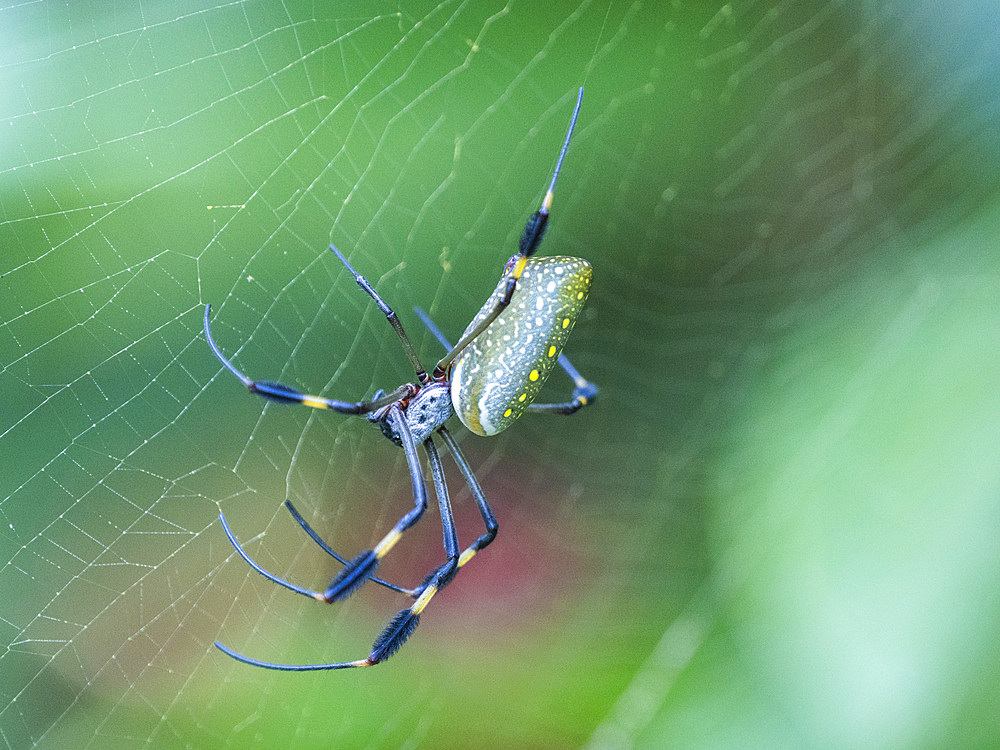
[205,87,596,671]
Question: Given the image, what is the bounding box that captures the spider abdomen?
[450,255,592,436]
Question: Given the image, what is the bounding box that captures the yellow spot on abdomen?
[547,345,557,357]
[503,408,512,418]
[529,369,539,381]
[561,318,570,329]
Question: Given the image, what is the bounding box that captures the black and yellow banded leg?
[366,425,506,664]
[364,434,463,665]
[283,499,417,597]
[212,558,449,671]
[213,505,424,671]
[318,405,429,602]
[204,304,415,415]
[436,426,498,570]
[215,548,450,672]
[430,88,584,380]
[216,567,445,671]
[419,435,461,588]
[214,431,465,671]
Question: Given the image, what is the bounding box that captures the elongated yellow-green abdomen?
[451,256,592,436]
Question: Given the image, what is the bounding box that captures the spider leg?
[319,405,428,602]
[431,87,584,378]
[204,304,415,414]
[351,428,500,668]
[217,510,330,602]
[412,305,453,352]
[214,641,370,671]
[420,435,461,585]
[214,606,418,670]
[436,426,498,568]
[214,603,421,669]
[328,244,427,382]
[525,353,598,414]
[361,434,463,665]
[215,511,419,671]
[414,305,597,415]
[283,499,416,596]
[214,414,447,671]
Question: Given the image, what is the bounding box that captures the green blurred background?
[2,2,999,748]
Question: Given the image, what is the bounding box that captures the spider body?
[207,88,596,672]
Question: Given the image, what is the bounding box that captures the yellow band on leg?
[412,584,438,615]
[301,396,330,409]
[373,529,402,559]
[457,548,476,567]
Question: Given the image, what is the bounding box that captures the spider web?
[3,1,1000,748]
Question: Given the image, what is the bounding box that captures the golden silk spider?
[205,88,596,670]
